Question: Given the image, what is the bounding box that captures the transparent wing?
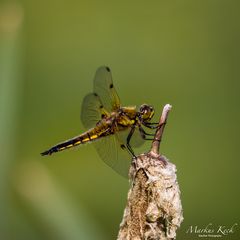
[93,133,131,178]
[81,93,109,129]
[81,67,131,177]
[117,127,145,148]
[93,66,121,111]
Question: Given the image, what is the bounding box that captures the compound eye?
[140,107,145,113]
[143,109,148,116]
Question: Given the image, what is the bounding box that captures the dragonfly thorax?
[112,106,137,127]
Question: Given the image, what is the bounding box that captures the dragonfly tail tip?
[40,150,51,156]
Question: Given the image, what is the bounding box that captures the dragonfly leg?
[147,122,159,125]
[139,126,155,136]
[126,126,137,158]
[142,122,158,129]
[138,126,156,141]
[143,121,165,129]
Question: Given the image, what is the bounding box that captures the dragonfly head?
[139,104,154,122]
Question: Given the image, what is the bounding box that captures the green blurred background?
[0,0,239,239]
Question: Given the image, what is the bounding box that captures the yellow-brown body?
[41,106,138,155]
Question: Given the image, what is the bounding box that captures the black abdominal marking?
[87,133,91,140]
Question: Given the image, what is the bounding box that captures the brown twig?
[151,104,172,155]
[117,104,183,240]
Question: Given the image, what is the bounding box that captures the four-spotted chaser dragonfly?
[41,66,158,177]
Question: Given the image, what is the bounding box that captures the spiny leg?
[139,126,155,136]
[139,126,156,141]
[142,122,158,129]
[126,126,137,158]
[143,121,165,129]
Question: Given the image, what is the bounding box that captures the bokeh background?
[0,0,239,239]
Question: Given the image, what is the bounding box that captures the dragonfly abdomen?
[41,128,105,156]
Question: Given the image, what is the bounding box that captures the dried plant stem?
[151,104,172,155]
[117,104,183,240]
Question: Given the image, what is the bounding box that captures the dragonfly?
[41,66,158,177]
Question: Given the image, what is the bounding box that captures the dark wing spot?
[101,114,105,119]
[100,105,103,109]
[120,144,126,150]
[106,66,110,72]
[109,83,113,89]
[93,92,98,97]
